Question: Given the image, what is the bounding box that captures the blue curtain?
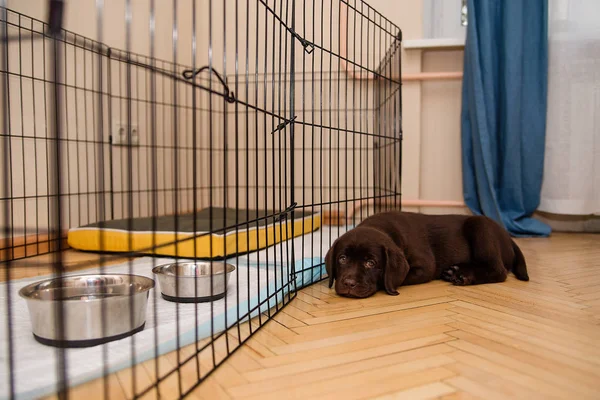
[461,0,551,237]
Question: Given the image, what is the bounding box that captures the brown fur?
[325,211,529,298]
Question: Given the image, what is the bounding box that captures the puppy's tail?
[511,240,529,281]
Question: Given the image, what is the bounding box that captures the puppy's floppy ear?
[383,245,410,296]
[325,241,337,288]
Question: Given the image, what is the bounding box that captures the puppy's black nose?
[343,278,357,288]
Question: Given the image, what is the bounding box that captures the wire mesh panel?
[1,1,401,398]
[293,0,402,285]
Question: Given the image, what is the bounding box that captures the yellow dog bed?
[68,208,321,259]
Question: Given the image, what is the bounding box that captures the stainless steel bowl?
[19,274,155,348]
[152,262,235,303]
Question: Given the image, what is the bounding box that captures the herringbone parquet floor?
[10,232,600,399]
[189,232,600,400]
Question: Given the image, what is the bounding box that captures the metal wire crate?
[1,0,402,398]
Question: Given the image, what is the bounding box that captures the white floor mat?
[0,225,350,400]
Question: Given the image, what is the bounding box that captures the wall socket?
[112,124,140,146]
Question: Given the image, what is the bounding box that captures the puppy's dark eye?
[338,255,347,264]
[365,259,376,268]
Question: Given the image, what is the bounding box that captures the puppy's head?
[325,227,409,298]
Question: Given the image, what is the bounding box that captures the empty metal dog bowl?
[19,274,155,348]
[152,262,235,303]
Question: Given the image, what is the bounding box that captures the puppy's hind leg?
[403,252,437,286]
[445,216,509,286]
[466,216,509,284]
[442,261,506,286]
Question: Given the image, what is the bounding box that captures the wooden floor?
[8,233,600,399]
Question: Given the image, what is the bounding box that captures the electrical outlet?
[112,124,140,146]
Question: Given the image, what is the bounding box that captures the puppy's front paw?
[442,265,474,286]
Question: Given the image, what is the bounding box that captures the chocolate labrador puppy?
[325,211,529,298]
